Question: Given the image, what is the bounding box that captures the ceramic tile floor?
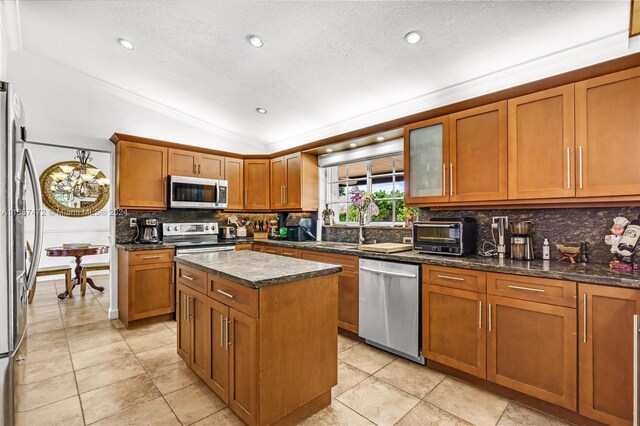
[20,276,571,426]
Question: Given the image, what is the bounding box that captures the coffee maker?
[135,218,160,244]
[509,221,534,260]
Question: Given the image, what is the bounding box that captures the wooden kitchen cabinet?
[225,157,244,210]
[508,85,575,200]
[261,245,281,256]
[116,141,168,209]
[199,153,225,179]
[579,283,640,425]
[300,250,359,333]
[228,307,259,425]
[270,152,318,211]
[235,243,253,252]
[423,283,486,378]
[177,283,191,363]
[117,248,175,327]
[449,101,508,202]
[177,283,214,384]
[169,148,225,179]
[486,294,577,410]
[404,116,450,204]
[207,299,230,403]
[244,159,270,210]
[575,67,640,198]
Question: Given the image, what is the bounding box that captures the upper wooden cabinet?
[579,283,640,425]
[270,153,318,211]
[244,159,270,210]
[225,157,244,210]
[116,141,168,210]
[404,116,450,204]
[575,67,640,198]
[168,148,224,179]
[450,102,508,202]
[508,85,575,200]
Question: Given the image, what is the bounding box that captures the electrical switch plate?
[130,218,137,228]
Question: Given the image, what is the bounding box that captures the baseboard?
[108,308,119,320]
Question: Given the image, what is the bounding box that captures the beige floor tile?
[300,399,374,426]
[15,395,83,426]
[23,354,73,384]
[71,340,133,371]
[125,329,176,354]
[80,373,162,424]
[62,309,108,328]
[336,377,420,426]
[110,318,126,329]
[165,381,226,425]
[27,331,70,363]
[374,359,446,399]
[163,320,177,333]
[193,408,244,426]
[28,317,65,334]
[27,303,61,316]
[338,343,396,375]
[425,378,508,426]
[27,309,61,324]
[75,354,146,393]
[17,371,77,412]
[338,334,360,353]
[118,321,168,339]
[396,401,472,426]
[136,343,183,372]
[29,296,60,308]
[149,361,200,394]
[332,361,369,398]
[92,396,181,426]
[497,402,569,426]
[67,328,123,353]
[65,319,115,336]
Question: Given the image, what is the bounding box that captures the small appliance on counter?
[219,226,236,240]
[412,218,477,256]
[510,220,534,260]
[135,218,160,244]
[285,217,316,241]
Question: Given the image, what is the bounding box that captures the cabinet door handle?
[198,164,202,174]
[193,164,197,175]
[143,255,162,259]
[284,185,287,205]
[442,163,446,196]
[220,314,224,348]
[507,285,546,293]
[450,163,454,196]
[578,145,583,190]
[478,301,482,329]
[488,303,493,332]
[217,289,235,299]
[566,147,571,190]
[184,295,188,321]
[633,314,639,425]
[182,274,195,281]
[281,185,284,205]
[437,274,464,281]
[583,293,587,343]
[244,188,248,207]
[225,319,232,350]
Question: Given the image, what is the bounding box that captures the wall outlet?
[129,218,137,228]
[403,237,413,244]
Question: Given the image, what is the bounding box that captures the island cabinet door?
[486,295,577,411]
[207,299,230,404]
[579,284,640,425]
[190,291,211,381]
[228,307,258,426]
[423,284,486,379]
[177,284,191,364]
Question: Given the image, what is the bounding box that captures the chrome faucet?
[359,226,365,245]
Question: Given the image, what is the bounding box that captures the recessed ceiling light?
[118,38,135,50]
[349,143,357,148]
[256,107,267,114]
[248,35,264,48]
[326,148,333,153]
[376,136,385,142]
[404,31,422,44]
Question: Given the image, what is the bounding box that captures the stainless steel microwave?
[412,219,477,256]
[169,175,228,209]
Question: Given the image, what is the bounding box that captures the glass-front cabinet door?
[404,116,450,204]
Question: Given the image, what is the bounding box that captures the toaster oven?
[412,218,477,256]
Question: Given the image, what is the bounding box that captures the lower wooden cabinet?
[422,283,486,378]
[118,248,175,327]
[579,283,640,425]
[487,294,577,410]
[228,307,258,425]
[235,243,253,251]
[177,284,191,363]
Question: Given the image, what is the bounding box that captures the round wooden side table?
[45,245,109,300]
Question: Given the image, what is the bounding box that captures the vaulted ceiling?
[17,0,634,152]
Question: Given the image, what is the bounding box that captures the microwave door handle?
[215,181,220,207]
[23,148,44,293]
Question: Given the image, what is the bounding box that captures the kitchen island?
[174,251,342,426]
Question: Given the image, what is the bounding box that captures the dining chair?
[80,262,110,296]
[26,241,73,303]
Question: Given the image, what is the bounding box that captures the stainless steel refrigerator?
[0,81,43,424]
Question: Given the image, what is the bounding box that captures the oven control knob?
[174,226,179,231]
[165,226,170,231]
[205,226,210,231]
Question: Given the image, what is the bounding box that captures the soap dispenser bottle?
[542,239,550,260]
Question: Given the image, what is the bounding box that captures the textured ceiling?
[17,0,631,151]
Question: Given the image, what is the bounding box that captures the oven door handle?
[414,223,457,228]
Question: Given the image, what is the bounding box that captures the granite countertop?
[116,243,176,251]
[174,251,343,288]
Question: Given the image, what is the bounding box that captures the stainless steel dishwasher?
[359,258,424,364]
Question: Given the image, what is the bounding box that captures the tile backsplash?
[322,207,640,265]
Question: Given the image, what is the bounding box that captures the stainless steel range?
[163,222,235,254]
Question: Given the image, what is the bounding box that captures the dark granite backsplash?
[322,207,640,265]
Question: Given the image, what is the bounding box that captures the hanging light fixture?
[50,150,110,202]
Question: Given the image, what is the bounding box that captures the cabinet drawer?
[129,249,175,265]
[209,275,259,318]
[487,273,576,308]
[261,246,282,256]
[235,244,253,251]
[300,250,358,274]
[424,265,486,292]
[280,248,300,258]
[176,264,207,294]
